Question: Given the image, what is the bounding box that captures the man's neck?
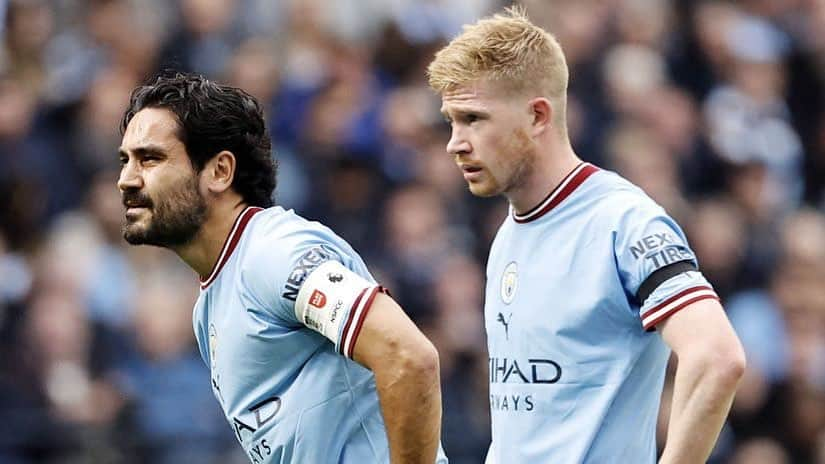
[173,201,248,278]
[507,143,581,215]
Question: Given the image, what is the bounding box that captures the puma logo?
[497,312,513,340]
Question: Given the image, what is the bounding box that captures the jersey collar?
[200,206,264,289]
[513,162,599,224]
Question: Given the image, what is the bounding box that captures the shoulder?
[242,207,351,263]
[578,169,667,228]
[239,207,366,293]
[233,208,353,314]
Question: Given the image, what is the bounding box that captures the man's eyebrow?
[447,105,486,113]
[442,107,488,119]
[118,145,167,157]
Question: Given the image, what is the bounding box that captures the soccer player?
[427,7,746,464]
[117,73,448,464]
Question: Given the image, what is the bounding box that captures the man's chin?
[123,229,152,246]
[468,182,500,198]
[122,222,201,248]
[123,223,160,246]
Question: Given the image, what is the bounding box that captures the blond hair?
[427,6,569,127]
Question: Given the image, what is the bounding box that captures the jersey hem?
[641,285,719,330]
[339,285,383,358]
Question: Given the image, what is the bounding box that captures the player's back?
[193,206,388,463]
[485,164,716,463]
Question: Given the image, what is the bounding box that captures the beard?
[502,128,537,193]
[473,127,536,197]
[122,174,207,248]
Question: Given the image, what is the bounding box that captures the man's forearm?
[659,354,743,463]
[373,343,442,464]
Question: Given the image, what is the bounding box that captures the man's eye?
[466,114,479,123]
[119,157,128,166]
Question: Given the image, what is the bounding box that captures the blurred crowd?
[1,0,824,462]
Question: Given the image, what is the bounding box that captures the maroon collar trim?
[513,163,599,224]
[200,206,264,289]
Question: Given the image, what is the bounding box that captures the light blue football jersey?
[484,163,719,463]
[192,206,448,464]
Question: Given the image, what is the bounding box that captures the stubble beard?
[122,175,208,248]
[466,128,537,198]
[500,127,537,197]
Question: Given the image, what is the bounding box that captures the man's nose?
[117,160,143,193]
[446,129,471,156]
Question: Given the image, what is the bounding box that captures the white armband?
[294,260,381,357]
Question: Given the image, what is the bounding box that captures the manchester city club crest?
[501,261,518,304]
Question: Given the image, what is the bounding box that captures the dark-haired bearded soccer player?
[118,72,448,464]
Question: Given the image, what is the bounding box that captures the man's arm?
[657,298,746,464]
[352,292,442,464]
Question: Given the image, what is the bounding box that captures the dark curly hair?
[121,72,276,207]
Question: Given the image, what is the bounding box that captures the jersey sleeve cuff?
[338,285,384,358]
[641,285,719,331]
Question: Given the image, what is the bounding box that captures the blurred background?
[1,0,824,462]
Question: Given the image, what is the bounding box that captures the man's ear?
[528,97,553,137]
[203,150,236,194]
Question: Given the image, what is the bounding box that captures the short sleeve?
[613,202,719,331]
[242,234,382,358]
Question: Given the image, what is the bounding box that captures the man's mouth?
[123,199,152,217]
[459,164,484,181]
[123,197,151,209]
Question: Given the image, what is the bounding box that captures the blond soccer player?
[428,7,745,464]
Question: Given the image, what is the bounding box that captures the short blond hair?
[427,6,569,121]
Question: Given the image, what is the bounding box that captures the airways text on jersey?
[231,396,281,463]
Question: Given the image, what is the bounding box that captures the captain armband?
[294,260,382,357]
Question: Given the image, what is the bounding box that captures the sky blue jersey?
[192,206,448,464]
[484,163,719,463]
